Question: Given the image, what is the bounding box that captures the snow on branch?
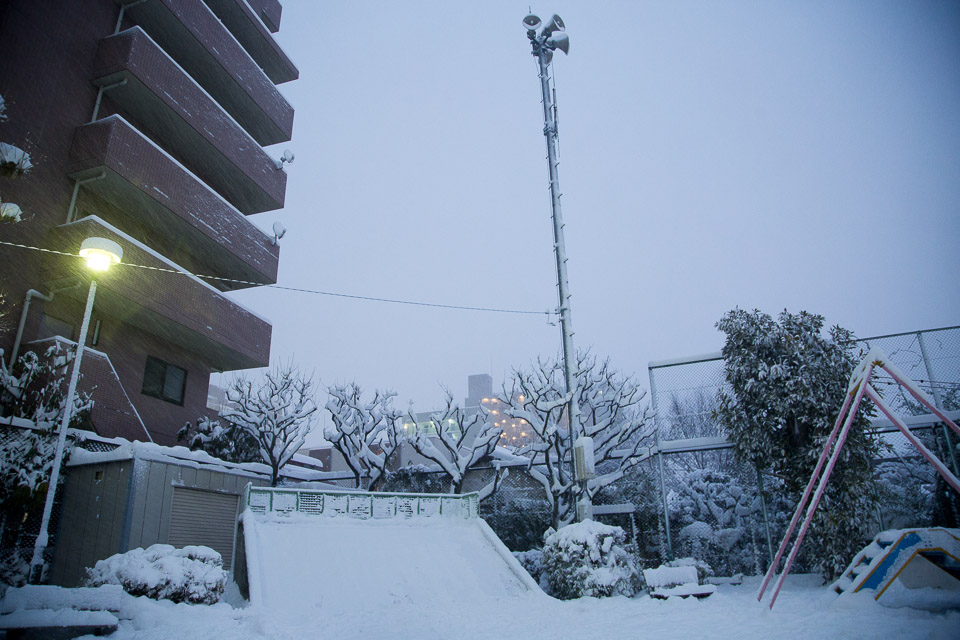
[220,363,317,487]
[404,390,506,498]
[323,383,402,490]
[500,351,655,529]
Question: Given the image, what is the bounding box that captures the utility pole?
[522,13,591,521]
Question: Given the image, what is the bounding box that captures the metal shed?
[49,443,284,587]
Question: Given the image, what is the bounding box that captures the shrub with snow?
[84,544,226,605]
[513,549,545,586]
[1,202,22,223]
[0,142,33,177]
[541,520,639,599]
[665,557,713,583]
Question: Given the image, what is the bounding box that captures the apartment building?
[0,0,297,445]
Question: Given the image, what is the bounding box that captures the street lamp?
[522,14,593,522]
[28,236,122,583]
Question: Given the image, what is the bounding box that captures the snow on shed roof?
[67,438,326,482]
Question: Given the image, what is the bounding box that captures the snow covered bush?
[0,426,60,587]
[513,549,545,586]
[481,490,553,552]
[1,343,93,429]
[0,142,33,178]
[178,416,259,464]
[715,309,878,579]
[664,557,713,583]
[0,202,22,223]
[381,465,449,494]
[84,544,226,605]
[672,468,761,576]
[541,520,639,599]
[0,345,92,586]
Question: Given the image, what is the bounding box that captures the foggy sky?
[224,1,960,437]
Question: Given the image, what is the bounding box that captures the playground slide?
[831,528,960,601]
[238,487,540,616]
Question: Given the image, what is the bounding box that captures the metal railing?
[243,484,480,521]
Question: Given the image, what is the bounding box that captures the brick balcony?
[68,115,279,291]
[93,27,286,215]
[47,216,272,371]
[115,0,295,143]
[203,0,298,83]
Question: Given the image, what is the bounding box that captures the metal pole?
[29,279,97,583]
[529,33,584,517]
[657,448,673,561]
[755,467,774,568]
[647,364,673,558]
[918,331,960,478]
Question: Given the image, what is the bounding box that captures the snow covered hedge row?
[541,520,640,599]
[84,544,226,605]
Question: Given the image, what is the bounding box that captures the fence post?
[755,467,774,568]
[648,364,674,561]
[918,331,960,478]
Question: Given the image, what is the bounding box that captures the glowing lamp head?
[79,237,123,272]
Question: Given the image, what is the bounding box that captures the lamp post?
[28,236,122,583]
[522,14,591,521]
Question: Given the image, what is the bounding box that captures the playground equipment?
[234,485,539,614]
[831,528,960,601]
[756,348,960,609]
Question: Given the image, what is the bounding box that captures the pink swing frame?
[756,349,960,609]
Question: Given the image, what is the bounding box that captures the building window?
[142,356,187,405]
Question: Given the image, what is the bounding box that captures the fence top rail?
[648,352,723,370]
[246,485,480,501]
[648,326,960,372]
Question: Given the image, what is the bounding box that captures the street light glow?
[79,237,123,272]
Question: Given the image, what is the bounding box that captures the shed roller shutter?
[168,488,240,570]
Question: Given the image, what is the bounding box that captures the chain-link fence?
[0,423,120,588]
[645,326,960,574]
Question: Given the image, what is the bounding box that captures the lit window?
[142,356,187,405]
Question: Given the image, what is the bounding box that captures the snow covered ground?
[31,573,954,640]
[5,508,956,639]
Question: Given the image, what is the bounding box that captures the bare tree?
[324,383,402,490]
[221,364,317,487]
[404,390,507,499]
[501,352,655,529]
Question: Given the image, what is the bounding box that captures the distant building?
[409,374,536,447]
[0,0,298,444]
[465,373,493,408]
